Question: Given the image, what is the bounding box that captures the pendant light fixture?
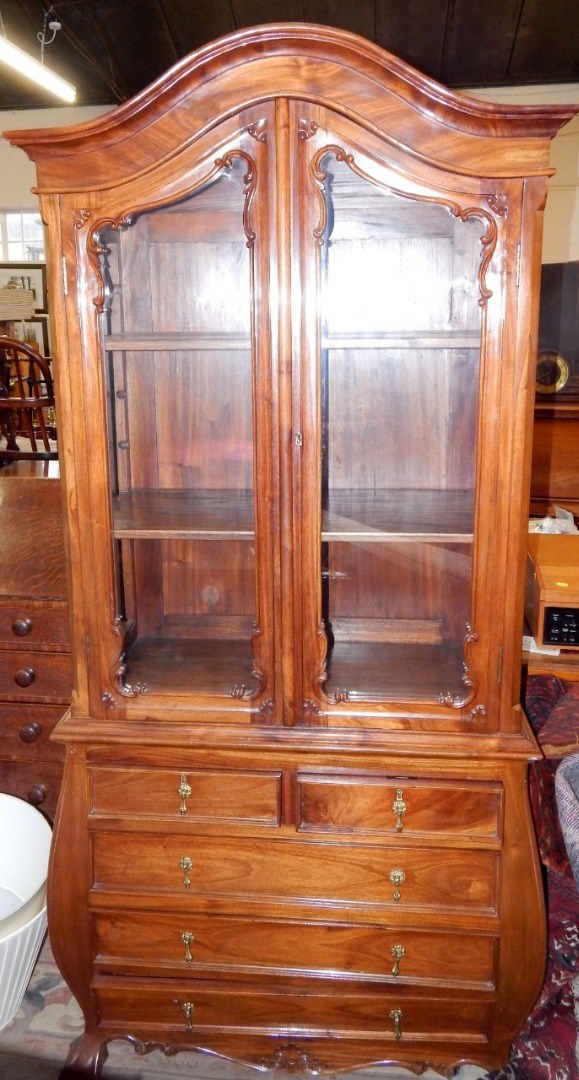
[0,8,76,103]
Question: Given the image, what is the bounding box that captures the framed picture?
[16,317,50,357]
[0,262,47,313]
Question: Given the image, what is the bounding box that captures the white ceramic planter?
[0,794,52,1030]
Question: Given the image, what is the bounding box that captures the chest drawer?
[94,975,492,1043]
[0,598,69,649]
[93,910,497,987]
[0,650,72,703]
[92,833,499,914]
[0,703,66,762]
[297,773,503,840]
[89,766,282,824]
[0,758,63,818]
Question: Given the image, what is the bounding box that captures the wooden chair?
[0,337,57,463]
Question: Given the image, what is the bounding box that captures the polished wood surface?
[0,464,71,819]
[6,23,575,1077]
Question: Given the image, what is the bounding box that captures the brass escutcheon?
[179,856,193,888]
[181,931,195,963]
[389,868,406,902]
[178,773,192,814]
[391,787,407,831]
[389,1007,403,1040]
[391,943,405,976]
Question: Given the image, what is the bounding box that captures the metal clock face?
[536,350,570,395]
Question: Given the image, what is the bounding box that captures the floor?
[0,936,489,1080]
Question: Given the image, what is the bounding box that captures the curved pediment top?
[4,22,577,189]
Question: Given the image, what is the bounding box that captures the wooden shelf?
[322,489,475,542]
[112,487,475,542]
[325,641,465,702]
[104,329,480,353]
[112,489,255,539]
[125,636,255,696]
[323,330,480,350]
[105,331,251,351]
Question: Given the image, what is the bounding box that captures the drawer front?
[92,833,498,913]
[0,759,63,819]
[0,703,66,762]
[298,773,503,840]
[94,977,492,1041]
[90,767,281,824]
[0,650,72,703]
[93,910,497,987]
[0,598,69,649]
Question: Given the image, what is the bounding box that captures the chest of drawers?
[0,464,72,818]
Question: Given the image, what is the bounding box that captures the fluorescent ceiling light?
[0,33,76,103]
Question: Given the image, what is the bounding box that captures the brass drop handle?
[19,721,41,743]
[391,944,405,977]
[389,868,406,903]
[178,773,191,814]
[391,787,407,831]
[182,1001,194,1032]
[389,1007,403,1040]
[12,616,33,637]
[179,856,193,889]
[181,931,195,963]
[15,666,36,688]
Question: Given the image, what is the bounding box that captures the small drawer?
[92,833,499,914]
[0,651,72,703]
[94,975,492,1043]
[0,759,63,819]
[0,598,70,649]
[90,766,281,824]
[93,910,497,988]
[297,772,503,840]
[0,703,67,762]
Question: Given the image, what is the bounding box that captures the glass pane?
[99,159,256,698]
[319,155,482,704]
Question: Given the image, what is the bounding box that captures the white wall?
[1,89,578,262]
[0,105,113,209]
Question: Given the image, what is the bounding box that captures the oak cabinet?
[6,24,576,1076]
[0,464,70,819]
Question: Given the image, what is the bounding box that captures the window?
[0,211,45,261]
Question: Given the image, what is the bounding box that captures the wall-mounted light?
[0,9,76,103]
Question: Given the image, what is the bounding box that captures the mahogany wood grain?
[5,22,574,1077]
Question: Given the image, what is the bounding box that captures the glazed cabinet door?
[71,110,279,719]
[293,106,512,727]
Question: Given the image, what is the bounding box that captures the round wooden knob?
[27,783,47,806]
[19,722,41,743]
[15,666,36,688]
[12,616,33,637]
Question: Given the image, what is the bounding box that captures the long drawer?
[94,975,492,1042]
[92,909,497,987]
[92,833,499,913]
[0,650,71,703]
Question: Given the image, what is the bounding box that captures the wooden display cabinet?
[6,24,577,1077]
